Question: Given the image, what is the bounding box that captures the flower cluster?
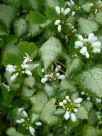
[6,53,39,81]
[55,0,75,32]
[59,96,82,122]
[75,33,101,58]
[41,65,65,83]
[81,91,91,101]
[16,108,42,136]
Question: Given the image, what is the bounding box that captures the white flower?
[10,73,18,81]
[6,64,16,73]
[63,99,67,104]
[55,65,61,72]
[21,64,29,69]
[64,111,70,120]
[55,6,61,15]
[64,8,71,15]
[65,96,69,100]
[74,98,82,104]
[41,68,45,73]
[22,111,28,118]
[73,108,78,112]
[59,96,82,122]
[57,24,61,32]
[56,73,60,77]
[29,126,35,136]
[59,102,64,107]
[70,113,76,122]
[57,75,65,80]
[41,77,48,83]
[66,0,75,7]
[75,41,84,48]
[80,46,90,58]
[61,7,64,14]
[16,118,25,124]
[88,33,97,43]
[55,19,61,25]
[93,48,101,54]
[96,98,101,103]
[23,54,32,64]
[72,11,76,16]
[35,122,42,126]
[92,41,101,48]
[17,107,24,112]
[24,70,32,76]
[78,35,84,41]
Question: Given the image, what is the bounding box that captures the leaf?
[82,2,92,13]
[45,7,58,20]
[30,91,48,113]
[0,4,15,28]
[83,126,102,136]
[76,106,88,119]
[78,18,98,34]
[26,10,46,24]
[40,36,62,69]
[40,98,59,125]
[6,127,23,136]
[61,80,76,93]
[76,66,102,98]
[28,24,41,37]
[3,53,22,66]
[96,11,102,25]
[14,18,27,36]
[66,57,83,78]
[0,21,8,35]
[45,0,64,8]
[22,85,36,97]
[44,84,54,97]
[18,41,37,58]
[82,101,93,111]
[24,76,35,88]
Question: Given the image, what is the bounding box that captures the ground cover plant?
[0,0,102,136]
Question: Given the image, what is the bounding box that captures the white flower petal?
[21,64,29,69]
[88,33,97,43]
[85,52,90,58]
[10,73,18,81]
[80,46,88,56]
[29,126,35,136]
[63,99,67,104]
[92,41,101,48]
[16,118,24,124]
[93,48,101,54]
[25,70,32,76]
[77,35,84,41]
[61,8,64,14]
[55,6,61,15]
[23,54,32,64]
[55,19,61,25]
[58,75,65,80]
[64,111,70,120]
[64,8,70,15]
[71,113,76,122]
[74,98,82,104]
[75,41,84,48]
[41,77,48,83]
[35,122,42,126]
[65,96,69,100]
[6,64,16,73]
[22,111,28,118]
[56,73,60,77]
[57,24,61,32]
[59,102,63,107]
